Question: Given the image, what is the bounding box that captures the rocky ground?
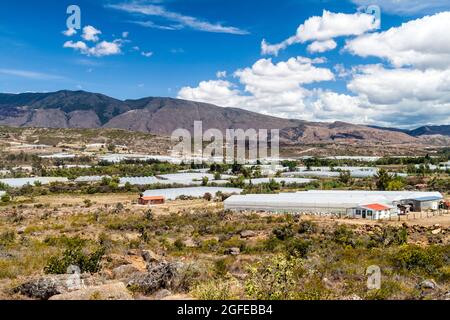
[0,195,449,300]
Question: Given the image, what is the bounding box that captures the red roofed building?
[138,195,165,206]
[351,203,395,220]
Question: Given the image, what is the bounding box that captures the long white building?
[224,190,444,219]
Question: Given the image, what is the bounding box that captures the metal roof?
[411,196,443,202]
[359,204,393,211]
[225,190,444,211]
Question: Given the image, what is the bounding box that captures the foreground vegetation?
[0,196,448,300]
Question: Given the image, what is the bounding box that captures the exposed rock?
[14,274,102,300]
[153,289,172,300]
[224,247,241,256]
[112,265,140,280]
[17,227,26,235]
[240,230,256,239]
[127,261,184,294]
[183,238,198,248]
[49,282,133,300]
[431,228,442,235]
[342,294,362,300]
[142,250,161,264]
[418,280,437,290]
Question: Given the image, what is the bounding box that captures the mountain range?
[0,90,448,145]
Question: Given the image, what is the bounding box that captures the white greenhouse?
[142,187,243,201]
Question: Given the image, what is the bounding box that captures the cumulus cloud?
[107,2,249,35]
[345,12,450,69]
[307,40,337,53]
[82,25,102,42]
[348,64,450,104]
[262,10,378,56]
[62,28,77,37]
[64,40,122,57]
[179,57,335,119]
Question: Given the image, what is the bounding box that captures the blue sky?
[1,0,450,128]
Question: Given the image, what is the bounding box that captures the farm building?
[138,195,165,205]
[349,204,395,220]
[224,190,444,220]
[141,187,243,201]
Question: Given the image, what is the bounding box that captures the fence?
[388,209,449,222]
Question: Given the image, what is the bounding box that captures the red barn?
[138,196,165,205]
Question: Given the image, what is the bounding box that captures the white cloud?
[177,52,450,127]
[64,40,122,57]
[0,68,64,80]
[141,51,153,57]
[235,57,334,94]
[351,0,450,15]
[108,3,249,35]
[179,57,334,119]
[262,10,378,56]
[345,12,450,69]
[62,28,77,37]
[129,20,183,31]
[82,25,102,42]
[307,40,337,53]
[122,31,129,38]
[348,64,450,104]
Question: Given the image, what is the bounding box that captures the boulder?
[49,282,133,300]
[431,228,442,235]
[142,250,161,264]
[240,230,256,239]
[183,238,198,248]
[112,264,141,280]
[153,289,172,300]
[127,261,184,295]
[418,280,437,290]
[14,274,102,300]
[224,247,241,256]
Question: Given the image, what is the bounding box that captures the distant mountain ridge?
[369,125,450,137]
[0,90,446,144]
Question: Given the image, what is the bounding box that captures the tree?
[375,168,392,191]
[339,171,352,185]
[387,178,405,191]
[203,193,212,201]
[202,176,209,186]
[1,193,11,204]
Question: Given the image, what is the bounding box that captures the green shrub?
[0,231,16,246]
[392,245,449,275]
[273,224,294,241]
[285,239,311,258]
[332,225,357,247]
[245,255,304,300]
[192,278,239,300]
[44,244,105,275]
[298,221,318,234]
